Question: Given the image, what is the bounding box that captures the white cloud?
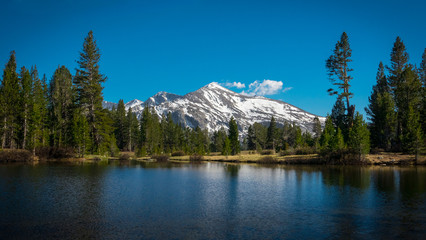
[222,81,246,89]
[282,87,293,93]
[241,79,286,96]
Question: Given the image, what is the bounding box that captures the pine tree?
[387,37,409,150]
[402,105,422,155]
[330,98,346,135]
[419,49,426,137]
[294,125,303,148]
[348,112,370,160]
[71,109,90,157]
[320,116,335,152]
[247,125,256,151]
[19,67,33,149]
[222,136,231,156]
[74,31,107,153]
[140,107,161,154]
[31,66,48,154]
[228,117,240,155]
[212,128,227,153]
[124,107,139,152]
[49,66,74,147]
[0,51,20,149]
[365,62,396,150]
[113,99,126,150]
[312,117,322,150]
[326,32,355,126]
[331,128,345,151]
[266,116,277,150]
[399,66,422,153]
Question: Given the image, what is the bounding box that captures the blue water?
[0,162,425,239]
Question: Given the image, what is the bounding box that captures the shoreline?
[1,149,424,165]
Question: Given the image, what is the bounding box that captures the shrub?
[119,153,130,161]
[295,147,316,155]
[320,149,365,165]
[152,154,169,162]
[260,150,274,155]
[259,156,277,164]
[280,148,295,156]
[0,149,33,162]
[171,151,185,157]
[35,147,74,159]
[136,147,147,157]
[189,154,204,162]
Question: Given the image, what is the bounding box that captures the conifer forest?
[0,31,425,162]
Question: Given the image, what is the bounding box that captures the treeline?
[245,117,321,154]
[366,37,425,154]
[0,31,243,158]
[320,33,425,162]
[0,31,424,161]
[0,31,113,157]
[112,103,241,156]
[246,33,425,163]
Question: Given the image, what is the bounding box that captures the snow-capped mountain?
[104,82,325,136]
[125,99,144,113]
[102,100,117,110]
[144,91,182,107]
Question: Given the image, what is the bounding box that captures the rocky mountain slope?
[103,82,325,135]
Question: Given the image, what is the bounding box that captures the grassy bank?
[1,149,425,165]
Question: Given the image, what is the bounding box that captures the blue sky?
[1,0,425,117]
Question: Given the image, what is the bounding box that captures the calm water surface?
[0,162,425,239]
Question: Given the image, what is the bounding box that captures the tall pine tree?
[74,31,108,153]
[0,51,20,149]
[49,66,74,147]
[326,32,355,127]
[387,37,409,150]
[365,62,396,150]
[228,117,240,155]
[19,67,33,149]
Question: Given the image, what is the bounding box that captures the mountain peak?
[202,82,234,93]
[125,99,143,106]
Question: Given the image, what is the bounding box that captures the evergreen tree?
[387,36,409,150]
[0,51,20,149]
[124,107,139,152]
[399,66,422,151]
[330,98,346,134]
[113,99,126,149]
[419,49,426,137]
[247,125,256,151]
[228,117,240,155]
[320,116,335,152]
[49,66,74,147]
[266,116,277,150]
[31,66,49,154]
[294,125,303,148]
[140,107,161,154]
[365,62,396,150]
[312,117,322,149]
[402,105,422,155]
[331,128,345,151]
[73,31,107,153]
[19,67,33,149]
[326,32,355,126]
[348,112,370,160]
[253,122,267,151]
[71,109,90,157]
[212,128,227,152]
[222,136,231,156]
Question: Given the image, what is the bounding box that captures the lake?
[0,162,425,239]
